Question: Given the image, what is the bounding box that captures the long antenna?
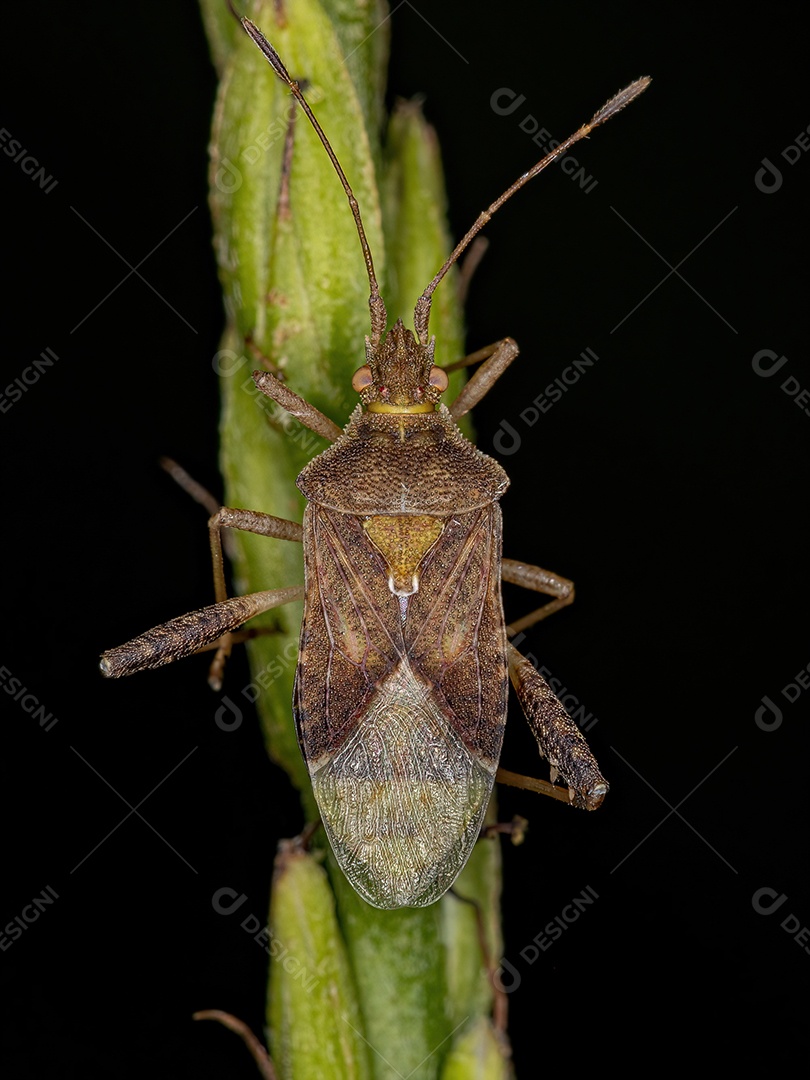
[412,76,652,344]
[237,15,388,344]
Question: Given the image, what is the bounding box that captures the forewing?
[406,506,508,768]
[294,504,403,764]
[294,501,508,908]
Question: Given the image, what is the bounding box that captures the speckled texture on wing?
[312,659,496,908]
[294,503,508,908]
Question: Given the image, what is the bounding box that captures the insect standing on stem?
[100,12,650,909]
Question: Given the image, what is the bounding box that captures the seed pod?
[268,843,371,1079]
[380,100,467,419]
[441,808,505,1027]
[439,1017,512,1080]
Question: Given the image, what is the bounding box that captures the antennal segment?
[413,76,651,344]
[238,16,388,344]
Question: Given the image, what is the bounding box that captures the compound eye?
[427,366,449,394]
[351,365,374,393]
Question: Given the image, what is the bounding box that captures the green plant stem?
[202,3,512,1077]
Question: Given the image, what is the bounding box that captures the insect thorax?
[296,405,509,516]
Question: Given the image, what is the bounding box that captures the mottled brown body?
[99,22,648,908]
[294,405,509,906]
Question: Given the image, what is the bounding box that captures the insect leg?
[208,508,303,600]
[99,585,304,680]
[207,507,304,689]
[505,643,608,811]
[159,462,302,682]
[160,456,221,515]
[160,455,243,563]
[242,334,285,378]
[501,558,574,636]
[446,337,519,419]
[447,886,509,1037]
[193,1010,276,1080]
[252,370,344,442]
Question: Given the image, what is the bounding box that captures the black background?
[2,1,808,1075]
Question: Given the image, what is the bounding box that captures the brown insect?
[100,14,650,908]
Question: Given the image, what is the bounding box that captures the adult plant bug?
[100,13,650,909]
